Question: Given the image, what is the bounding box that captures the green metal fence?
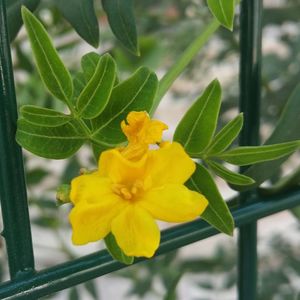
[0,0,300,299]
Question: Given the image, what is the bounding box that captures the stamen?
[120,188,132,200]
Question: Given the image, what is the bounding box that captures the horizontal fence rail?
[0,189,300,299]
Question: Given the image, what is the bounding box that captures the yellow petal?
[98,149,148,184]
[70,173,113,205]
[69,196,126,245]
[111,205,160,258]
[121,111,168,145]
[146,142,196,186]
[139,184,208,222]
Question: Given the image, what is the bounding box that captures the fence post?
[238,0,263,299]
[0,0,35,279]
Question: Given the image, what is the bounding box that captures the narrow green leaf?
[259,166,300,196]
[81,52,101,82]
[84,281,99,299]
[242,84,300,187]
[186,163,234,235]
[105,233,134,265]
[16,119,85,159]
[216,141,300,166]
[102,0,139,55]
[207,0,235,30]
[54,0,99,48]
[73,72,86,100]
[6,0,40,41]
[77,54,116,119]
[20,105,72,127]
[151,20,220,113]
[207,160,255,186]
[206,113,243,154]
[91,67,158,146]
[21,6,73,102]
[92,143,108,162]
[174,79,222,155]
[68,287,79,300]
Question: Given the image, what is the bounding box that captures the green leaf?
[81,52,101,82]
[21,6,73,103]
[84,281,99,299]
[77,54,116,119]
[53,0,99,48]
[6,0,40,41]
[68,287,80,300]
[91,67,158,146]
[207,0,235,30]
[26,168,48,185]
[174,79,222,155]
[16,119,85,159]
[242,84,300,187]
[207,160,255,186]
[186,163,234,235]
[92,143,109,162]
[151,20,220,113]
[102,0,139,55]
[206,113,243,154]
[20,105,72,127]
[73,72,86,100]
[216,141,300,166]
[104,233,134,265]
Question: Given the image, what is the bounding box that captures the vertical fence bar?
[0,0,35,278]
[238,0,262,299]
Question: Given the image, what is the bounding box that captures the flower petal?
[111,205,160,258]
[69,196,126,245]
[140,184,208,222]
[147,142,196,186]
[98,149,148,184]
[70,173,113,205]
[121,111,168,145]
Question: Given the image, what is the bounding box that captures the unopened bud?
[56,184,71,205]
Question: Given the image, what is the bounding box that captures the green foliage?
[216,142,300,166]
[91,67,158,146]
[207,160,255,186]
[20,105,72,127]
[21,6,73,103]
[186,163,234,235]
[6,0,40,41]
[77,54,116,119]
[102,0,139,55]
[152,19,220,113]
[207,0,235,30]
[105,233,134,265]
[53,0,99,48]
[81,52,101,82]
[243,84,300,188]
[174,79,222,155]
[206,113,243,155]
[16,119,85,159]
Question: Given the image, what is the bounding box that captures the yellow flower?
[69,112,208,258]
[120,111,168,160]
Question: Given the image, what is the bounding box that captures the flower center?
[112,180,144,201]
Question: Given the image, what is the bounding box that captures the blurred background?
[1,0,300,299]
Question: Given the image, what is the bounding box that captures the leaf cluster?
[7,0,139,54]
[174,79,300,236]
[17,7,158,160]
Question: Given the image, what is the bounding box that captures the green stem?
[151,18,220,114]
[65,98,92,137]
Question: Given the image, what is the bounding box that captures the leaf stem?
[65,98,92,137]
[151,18,220,113]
